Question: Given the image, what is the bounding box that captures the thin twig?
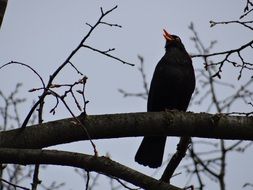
[82,45,134,66]
[21,5,132,128]
[0,178,30,190]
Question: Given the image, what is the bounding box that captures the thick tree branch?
[0,148,181,190]
[0,111,252,149]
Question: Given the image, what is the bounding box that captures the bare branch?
[0,148,181,190]
[68,61,84,75]
[0,111,253,150]
[190,21,253,79]
[20,5,132,128]
[119,55,149,100]
[0,61,45,88]
[82,45,134,66]
[210,20,253,30]
[100,21,122,28]
[191,39,253,60]
[0,178,29,190]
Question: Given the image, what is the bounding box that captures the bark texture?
[0,111,252,149]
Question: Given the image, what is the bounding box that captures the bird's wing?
[147,57,195,112]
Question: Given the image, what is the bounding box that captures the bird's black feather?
[135,35,195,168]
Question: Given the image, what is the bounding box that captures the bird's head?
[163,29,185,50]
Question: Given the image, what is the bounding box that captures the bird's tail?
[135,136,166,168]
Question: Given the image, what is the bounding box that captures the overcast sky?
[0,1,252,190]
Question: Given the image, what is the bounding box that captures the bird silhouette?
[135,29,196,168]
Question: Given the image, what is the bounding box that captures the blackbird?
[135,29,195,168]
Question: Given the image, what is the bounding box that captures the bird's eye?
[175,37,181,42]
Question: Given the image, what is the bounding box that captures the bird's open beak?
[163,29,173,41]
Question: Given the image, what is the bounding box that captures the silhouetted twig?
[118,55,148,99]
[0,178,29,190]
[186,19,253,190]
[18,5,132,129]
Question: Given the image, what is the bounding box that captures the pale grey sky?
[0,1,252,189]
